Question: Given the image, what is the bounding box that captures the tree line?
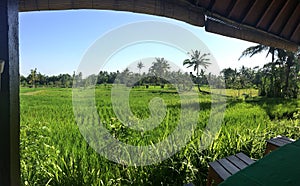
[21,47,299,98]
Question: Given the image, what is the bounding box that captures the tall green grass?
[20,86,299,185]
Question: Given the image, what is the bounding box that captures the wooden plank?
[207,0,216,10]
[268,0,298,34]
[280,136,295,142]
[209,161,231,180]
[211,0,235,16]
[290,23,300,43]
[218,158,240,175]
[0,0,20,185]
[256,0,286,30]
[276,137,294,144]
[236,153,254,165]
[242,0,271,26]
[228,0,253,21]
[267,137,292,147]
[227,155,248,170]
[197,0,211,9]
[280,4,300,39]
[276,138,291,144]
[267,139,286,147]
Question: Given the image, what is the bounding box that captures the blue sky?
[19,10,271,76]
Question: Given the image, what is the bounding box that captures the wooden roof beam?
[19,0,206,27]
[18,0,300,50]
[205,16,299,51]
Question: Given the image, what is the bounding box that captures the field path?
[21,90,46,95]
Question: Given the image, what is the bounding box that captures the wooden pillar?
[0,0,20,185]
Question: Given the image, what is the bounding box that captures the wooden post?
[0,0,20,185]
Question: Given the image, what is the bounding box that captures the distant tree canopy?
[21,71,74,88]
[21,51,299,98]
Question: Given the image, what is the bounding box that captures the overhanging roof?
[19,0,299,51]
[201,0,300,52]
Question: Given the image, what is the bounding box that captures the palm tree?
[183,50,211,92]
[137,61,144,74]
[149,58,170,75]
[238,44,287,64]
[149,58,170,86]
[239,45,276,95]
[278,50,298,97]
[239,44,300,97]
[29,68,37,88]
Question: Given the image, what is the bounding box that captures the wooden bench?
[206,152,255,186]
[265,135,295,155]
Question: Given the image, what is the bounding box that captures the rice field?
[20,85,300,185]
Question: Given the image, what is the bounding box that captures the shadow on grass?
[227,96,299,120]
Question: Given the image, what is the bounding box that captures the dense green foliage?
[21,47,300,98]
[21,86,299,185]
[239,45,299,98]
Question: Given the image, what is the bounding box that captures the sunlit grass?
[20,86,299,185]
